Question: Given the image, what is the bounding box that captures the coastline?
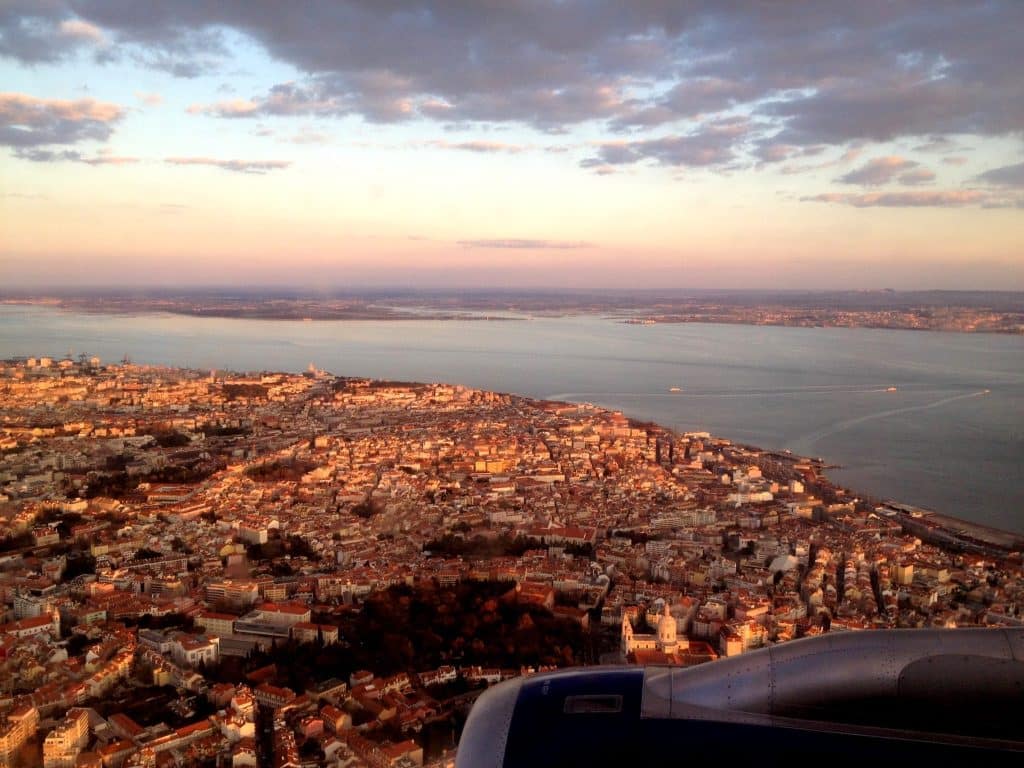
[7,351,1019,555]
[618,412,1024,556]
[2,306,1020,537]
[3,295,1022,334]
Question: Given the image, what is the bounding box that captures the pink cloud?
[804,190,987,207]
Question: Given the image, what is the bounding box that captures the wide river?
[2,305,1022,533]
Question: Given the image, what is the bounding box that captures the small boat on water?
[669,386,682,393]
[886,386,898,392]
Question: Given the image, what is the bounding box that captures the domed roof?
[657,603,677,639]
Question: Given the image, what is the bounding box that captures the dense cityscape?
[3,0,1023,764]
[1,356,1020,767]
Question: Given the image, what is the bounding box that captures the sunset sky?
[1,1,1022,290]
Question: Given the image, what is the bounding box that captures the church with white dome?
[621,603,689,659]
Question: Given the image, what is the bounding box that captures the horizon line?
[3,286,1023,296]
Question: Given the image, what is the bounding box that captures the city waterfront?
[1,304,1021,533]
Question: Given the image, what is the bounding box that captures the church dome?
[657,604,677,643]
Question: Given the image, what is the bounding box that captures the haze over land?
[2,2,1023,289]
[3,288,1023,334]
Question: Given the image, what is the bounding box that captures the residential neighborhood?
[1,356,1021,767]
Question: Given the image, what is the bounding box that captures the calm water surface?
[2,305,1021,532]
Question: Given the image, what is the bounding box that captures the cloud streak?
[0,91,123,147]
[457,239,593,250]
[135,91,163,106]
[422,140,525,154]
[803,190,988,208]
[583,117,750,168]
[899,168,936,186]
[837,156,918,186]
[12,147,138,164]
[976,162,1024,188]
[164,157,291,174]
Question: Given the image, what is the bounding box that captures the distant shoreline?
[2,293,1022,334]
[0,299,521,323]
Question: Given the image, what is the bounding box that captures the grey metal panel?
[765,630,898,713]
[640,666,672,718]
[655,645,773,714]
[1004,628,1024,660]
[642,628,1024,717]
[898,655,1024,700]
